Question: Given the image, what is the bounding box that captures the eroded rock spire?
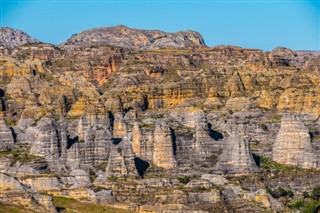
[272,114,318,169]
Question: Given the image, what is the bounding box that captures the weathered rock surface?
[153,122,176,169]
[272,114,318,168]
[0,117,15,150]
[60,25,206,50]
[30,117,61,159]
[214,124,261,175]
[0,173,57,212]
[0,27,39,49]
[106,134,137,176]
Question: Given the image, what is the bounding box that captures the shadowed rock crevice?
[67,136,79,149]
[111,138,122,145]
[169,127,177,155]
[134,157,150,177]
[208,123,224,141]
[9,127,17,143]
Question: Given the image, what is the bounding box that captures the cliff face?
[272,114,318,168]
[0,117,15,151]
[214,124,261,175]
[0,27,320,212]
[153,122,176,169]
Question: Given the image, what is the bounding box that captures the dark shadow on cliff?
[252,153,261,167]
[56,207,66,212]
[0,89,5,111]
[310,132,314,140]
[0,89,4,97]
[124,107,133,114]
[134,157,150,178]
[208,123,224,141]
[9,127,17,143]
[67,136,79,149]
[111,138,122,145]
[108,111,115,129]
[169,127,177,155]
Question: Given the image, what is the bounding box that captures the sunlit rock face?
[153,122,176,169]
[0,117,15,151]
[214,124,261,175]
[30,117,61,160]
[60,25,206,50]
[272,114,318,169]
[106,134,137,177]
[0,27,39,49]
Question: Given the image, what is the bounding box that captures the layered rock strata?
[30,117,61,159]
[66,113,112,167]
[214,125,260,175]
[153,122,176,169]
[272,114,318,168]
[0,117,15,151]
[106,134,137,176]
[132,122,154,162]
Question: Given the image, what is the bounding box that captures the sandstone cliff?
[214,124,261,175]
[153,122,176,169]
[272,114,318,168]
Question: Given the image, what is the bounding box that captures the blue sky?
[0,0,319,50]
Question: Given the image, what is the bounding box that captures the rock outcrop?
[0,117,15,151]
[106,134,137,176]
[66,113,112,167]
[132,122,154,162]
[60,25,206,49]
[0,173,57,212]
[112,112,127,138]
[153,122,176,169]
[194,115,217,157]
[0,27,39,49]
[214,125,260,175]
[272,114,318,168]
[30,117,61,159]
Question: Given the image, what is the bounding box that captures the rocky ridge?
[60,25,206,49]
[0,27,39,49]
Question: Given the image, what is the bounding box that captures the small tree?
[311,185,320,200]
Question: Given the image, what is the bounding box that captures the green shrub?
[177,176,192,184]
[208,155,218,165]
[89,169,96,182]
[301,200,320,213]
[303,191,310,198]
[289,200,305,209]
[311,185,320,200]
[267,186,294,198]
[0,60,7,66]
[108,176,117,182]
